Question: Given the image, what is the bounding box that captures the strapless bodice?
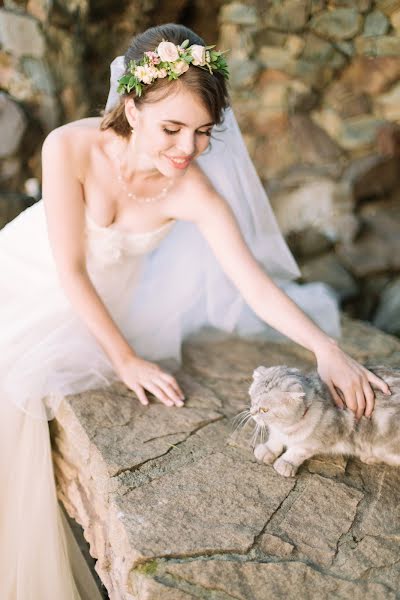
[84,210,176,265]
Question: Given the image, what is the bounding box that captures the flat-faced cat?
[248,365,399,477]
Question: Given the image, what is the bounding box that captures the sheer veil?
[105,56,341,365]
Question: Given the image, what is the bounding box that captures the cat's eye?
[259,407,269,413]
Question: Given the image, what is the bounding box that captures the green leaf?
[180,39,190,49]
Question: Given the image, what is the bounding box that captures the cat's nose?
[250,407,257,416]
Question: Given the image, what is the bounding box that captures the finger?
[367,371,391,395]
[159,373,185,399]
[355,388,366,421]
[342,386,358,415]
[155,377,184,406]
[146,382,174,407]
[132,384,149,406]
[327,382,345,409]
[362,381,375,418]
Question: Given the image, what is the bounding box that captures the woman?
[0,22,390,599]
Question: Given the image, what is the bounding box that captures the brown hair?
[100,23,231,138]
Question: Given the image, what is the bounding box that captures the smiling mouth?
[167,156,193,169]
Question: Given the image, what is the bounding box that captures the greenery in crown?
[117,39,230,97]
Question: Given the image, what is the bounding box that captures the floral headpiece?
[117,39,229,97]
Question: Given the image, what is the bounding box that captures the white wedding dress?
[0,191,340,598]
[0,199,176,599]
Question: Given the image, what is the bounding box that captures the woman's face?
[124,86,214,177]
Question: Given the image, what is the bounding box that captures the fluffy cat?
[248,365,399,477]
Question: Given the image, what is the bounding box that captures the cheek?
[198,136,211,152]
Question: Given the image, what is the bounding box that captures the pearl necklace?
[114,146,174,204]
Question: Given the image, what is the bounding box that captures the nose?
[176,132,196,157]
[250,407,257,416]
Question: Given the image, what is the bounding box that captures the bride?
[0,22,391,599]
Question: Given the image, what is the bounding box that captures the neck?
[110,135,164,185]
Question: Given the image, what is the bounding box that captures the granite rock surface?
[51,317,400,599]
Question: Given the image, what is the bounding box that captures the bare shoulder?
[173,160,231,225]
[42,117,102,180]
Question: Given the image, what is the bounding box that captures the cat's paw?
[254,444,276,464]
[273,457,298,478]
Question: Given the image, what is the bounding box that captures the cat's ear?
[253,365,275,380]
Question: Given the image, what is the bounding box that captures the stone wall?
[1,0,400,333]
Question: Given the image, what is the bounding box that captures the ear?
[124,97,139,128]
[252,365,274,380]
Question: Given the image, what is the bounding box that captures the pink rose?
[157,41,179,63]
[190,44,206,66]
[173,60,190,76]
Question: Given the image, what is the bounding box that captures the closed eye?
[163,128,212,137]
[259,407,269,413]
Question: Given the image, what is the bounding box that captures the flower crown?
[117,39,229,97]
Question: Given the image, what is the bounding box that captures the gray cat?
[248,364,399,477]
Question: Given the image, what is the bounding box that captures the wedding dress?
[0,201,176,598]
[0,116,341,598]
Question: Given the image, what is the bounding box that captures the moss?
[135,560,158,576]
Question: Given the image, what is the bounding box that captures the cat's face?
[249,365,307,427]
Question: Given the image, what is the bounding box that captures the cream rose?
[190,44,206,66]
[172,60,189,76]
[156,67,168,79]
[157,41,179,63]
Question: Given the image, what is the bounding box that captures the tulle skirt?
[0,393,103,599]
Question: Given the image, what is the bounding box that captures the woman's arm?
[41,129,183,407]
[185,166,391,418]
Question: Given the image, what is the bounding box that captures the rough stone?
[63,377,223,477]
[355,34,400,57]
[0,9,45,58]
[0,92,27,158]
[363,9,390,36]
[286,227,334,259]
[338,56,400,96]
[390,7,400,31]
[229,57,260,88]
[161,560,394,599]
[376,0,400,17]
[270,178,358,245]
[302,32,347,68]
[337,231,400,277]
[373,277,400,336]
[333,534,400,588]
[219,2,258,25]
[268,475,363,565]
[336,194,400,277]
[341,115,388,152]
[323,80,370,118]
[342,154,400,200]
[117,452,295,560]
[21,57,54,94]
[51,322,400,598]
[374,81,400,121]
[310,8,363,41]
[330,0,372,10]
[262,0,309,32]
[299,252,359,301]
[257,532,294,556]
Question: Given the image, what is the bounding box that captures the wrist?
[110,345,139,370]
[312,336,340,362]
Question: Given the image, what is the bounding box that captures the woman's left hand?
[315,340,391,419]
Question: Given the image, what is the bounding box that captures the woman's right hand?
[116,355,185,407]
